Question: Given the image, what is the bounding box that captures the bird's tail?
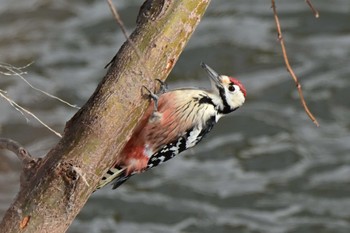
[96,166,130,190]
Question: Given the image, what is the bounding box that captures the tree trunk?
[0,0,211,232]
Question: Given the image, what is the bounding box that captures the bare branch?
[305,0,319,18]
[0,62,77,137]
[0,90,62,137]
[0,62,79,109]
[271,0,319,127]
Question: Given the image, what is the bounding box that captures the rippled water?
[1,1,350,232]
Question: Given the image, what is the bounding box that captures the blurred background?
[1,0,350,232]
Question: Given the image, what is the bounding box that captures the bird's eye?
[228,84,235,92]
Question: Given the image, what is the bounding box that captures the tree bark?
[0,0,210,232]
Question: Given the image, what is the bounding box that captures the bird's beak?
[200,62,222,86]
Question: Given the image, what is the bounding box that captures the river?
[1,1,350,233]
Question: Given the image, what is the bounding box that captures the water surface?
[1,1,350,233]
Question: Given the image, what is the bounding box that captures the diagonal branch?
[271,0,319,127]
[0,1,211,232]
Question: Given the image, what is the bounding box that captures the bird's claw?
[142,79,168,112]
[155,79,168,94]
[142,86,159,112]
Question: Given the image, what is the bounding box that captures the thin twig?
[305,0,319,18]
[271,0,319,127]
[0,62,32,75]
[0,90,62,137]
[107,0,144,61]
[106,0,152,81]
[0,62,79,109]
[107,0,130,44]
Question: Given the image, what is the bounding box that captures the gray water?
[1,1,350,233]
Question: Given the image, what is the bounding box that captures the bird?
[96,62,247,190]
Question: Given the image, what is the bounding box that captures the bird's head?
[201,62,246,114]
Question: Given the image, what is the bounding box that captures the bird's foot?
[142,86,160,113]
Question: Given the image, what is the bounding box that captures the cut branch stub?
[0,138,41,189]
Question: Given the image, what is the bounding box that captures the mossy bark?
[0,0,210,232]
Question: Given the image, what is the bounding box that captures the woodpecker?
[97,62,246,190]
